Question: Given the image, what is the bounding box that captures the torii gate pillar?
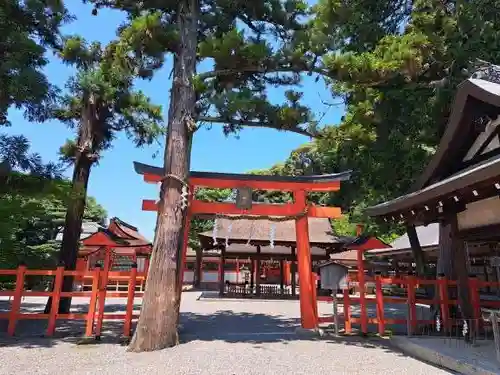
[294,189,317,329]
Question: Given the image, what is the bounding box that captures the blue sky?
[5,2,344,240]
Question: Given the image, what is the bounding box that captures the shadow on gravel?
[0,299,411,361]
[178,310,407,355]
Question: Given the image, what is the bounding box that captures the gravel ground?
[0,292,453,375]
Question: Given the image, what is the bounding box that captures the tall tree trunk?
[45,98,98,314]
[128,0,198,352]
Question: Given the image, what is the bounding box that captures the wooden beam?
[143,173,341,192]
[142,199,342,218]
[308,205,342,218]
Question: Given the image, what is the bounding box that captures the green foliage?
[0,135,106,269]
[53,35,164,158]
[189,188,231,249]
[0,175,107,269]
[0,0,70,125]
[280,0,500,240]
[86,0,324,138]
[0,133,62,177]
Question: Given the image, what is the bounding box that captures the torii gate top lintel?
[134,161,352,192]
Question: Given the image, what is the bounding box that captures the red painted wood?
[47,266,65,335]
[8,265,26,336]
[143,173,341,192]
[407,275,417,334]
[343,289,351,333]
[142,199,343,219]
[375,274,385,336]
[356,249,368,334]
[123,266,138,337]
[294,190,317,329]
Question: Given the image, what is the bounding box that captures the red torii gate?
[134,161,351,329]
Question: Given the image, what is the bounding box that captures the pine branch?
[197,65,328,81]
[197,116,319,138]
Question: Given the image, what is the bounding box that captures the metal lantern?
[236,187,253,210]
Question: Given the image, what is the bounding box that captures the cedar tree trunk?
[128,0,198,352]
[45,97,98,314]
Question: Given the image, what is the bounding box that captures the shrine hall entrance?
[134,161,352,329]
[194,217,350,301]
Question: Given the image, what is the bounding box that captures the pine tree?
[46,35,163,313]
[86,0,327,351]
[0,0,70,125]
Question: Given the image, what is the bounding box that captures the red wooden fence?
[2,265,499,338]
[0,265,145,338]
[317,274,500,335]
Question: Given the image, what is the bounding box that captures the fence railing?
[317,273,500,337]
[0,264,146,339]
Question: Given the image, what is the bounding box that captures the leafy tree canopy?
[85,0,327,138]
[0,0,71,125]
[0,134,106,269]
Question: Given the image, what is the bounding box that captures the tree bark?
[45,97,98,314]
[127,0,198,352]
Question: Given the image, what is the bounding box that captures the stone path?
[0,292,454,374]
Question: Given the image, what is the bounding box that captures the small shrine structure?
[75,217,152,290]
[197,217,351,298]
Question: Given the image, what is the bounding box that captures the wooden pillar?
[294,190,316,329]
[218,247,226,296]
[194,248,203,288]
[250,258,255,293]
[291,247,297,296]
[450,216,474,324]
[236,258,240,284]
[280,259,285,294]
[406,224,426,276]
[357,248,368,334]
[284,261,291,285]
[255,246,261,296]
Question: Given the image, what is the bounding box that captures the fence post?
[85,265,100,338]
[123,264,138,339]
[46,264,65,336]
[438,273,450,333]
[94,249,111,340]
[375,272,385,336]
[7,264,27,336]
[406,272,417,336]
[468,274,481,335]
[343,288,351,334]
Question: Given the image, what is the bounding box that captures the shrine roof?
[365,153,500,218]
[80,229,151,249]
[108,217,149,242]
[414,77,500,191]
[198,217,352,248]
[366,73,500,221]
[366,223,439,257]
[133,161,352,184]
